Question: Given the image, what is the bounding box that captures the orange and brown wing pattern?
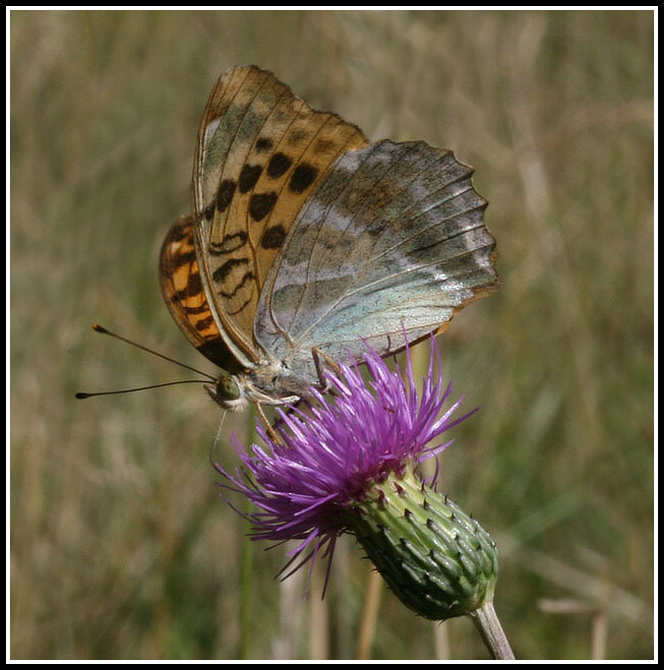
[159,214,243,373]
[192,65,370,366]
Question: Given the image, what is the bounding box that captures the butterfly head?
[205,361,313,411]
[205,370,248,412]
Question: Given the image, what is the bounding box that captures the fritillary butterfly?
[159,65,499,410]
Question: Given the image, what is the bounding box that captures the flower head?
[216,338,498,620]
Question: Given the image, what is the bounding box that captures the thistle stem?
[468,601,515,660]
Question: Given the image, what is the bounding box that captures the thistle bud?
[345,465,498,621]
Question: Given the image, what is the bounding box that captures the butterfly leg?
[254,403,281,444]
[311,347,341,391]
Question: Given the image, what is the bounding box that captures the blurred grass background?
[9,9,653,660]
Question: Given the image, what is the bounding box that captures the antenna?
[75,323,215,399]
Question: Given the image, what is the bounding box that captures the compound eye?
[215,374,241,402]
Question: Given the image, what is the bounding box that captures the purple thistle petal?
[214,335,478,578]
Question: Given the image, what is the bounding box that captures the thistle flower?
[216,339,513,658]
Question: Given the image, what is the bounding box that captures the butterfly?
[159,65,499,411]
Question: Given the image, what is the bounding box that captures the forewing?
[192,65,369,366]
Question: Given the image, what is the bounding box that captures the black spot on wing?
[203,202,216,221]
[169,223,189,243]
[256,136,273,152]
[267,152,292,178]
[288,128,308,145]
[261,223,287,249]
[289,163,318,193]
[218,270,256,300]
[208,231,248,256]
[195,315,216,331]
[185,271,203,297]
[216,179,236,212]
[170,248,196,269]
[212,257,250,283]
[249,192,278,221]
[227,295,253,316]
[239,164,263,193]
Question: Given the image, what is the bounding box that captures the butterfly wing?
[159,214,244,373]
[191,65,369,369]
[254,139,499,380]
